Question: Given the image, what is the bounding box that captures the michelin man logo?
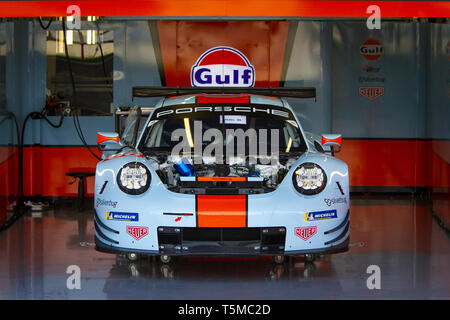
[191,46,255,87]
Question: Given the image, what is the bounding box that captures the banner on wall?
[153,21,292,87]
[190,46,255,87]
[358,38,385,101]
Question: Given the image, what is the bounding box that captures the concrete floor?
[0,194,449,300]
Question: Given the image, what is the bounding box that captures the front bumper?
[94,209,350,257]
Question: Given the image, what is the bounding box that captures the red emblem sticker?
[126,226,149,240]
[295,226,317,241]
[360,39,383,61]
[359,86,385,101]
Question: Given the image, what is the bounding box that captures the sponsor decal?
[106,211,139,221]
[358,76,385,83]
[363,65,380,73]
[175,217,182,222]
[304,210,338,221]
[155,105,291,119]
[96,198,118,208]
[220,115,247,125]
[359,86,385,101]
[191,46,255,87]
[360,39,383,61]
[126,226,149,240]
[294,226,317,241]
[323,197,347,207]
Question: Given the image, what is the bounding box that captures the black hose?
[38,17,53,30]
[61,17,77,101]
[0,112,26,233]
[42,112,64,128]
[96,29,113,99]
[61,17,101,161]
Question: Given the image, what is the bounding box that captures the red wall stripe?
[336,140,450,188]
[0,1,448,18]
[1,140,448,198]
[20,146,101,197]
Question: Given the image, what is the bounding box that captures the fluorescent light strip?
[184,118,194,148]
[285,137,292,153]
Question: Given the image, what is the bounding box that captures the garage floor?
[0,194,449,300]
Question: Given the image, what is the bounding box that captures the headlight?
[117,162,151,195]
[292,162,327,195]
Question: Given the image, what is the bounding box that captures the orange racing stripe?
[196,194,247,228]
[197,177,246,182]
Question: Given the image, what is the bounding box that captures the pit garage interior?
[0,1,449,300]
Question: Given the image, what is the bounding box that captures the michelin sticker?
[304,209,337,221]
[106,211,139,222]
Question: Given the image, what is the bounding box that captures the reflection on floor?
[0,194,449,299]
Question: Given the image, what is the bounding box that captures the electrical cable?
[0,112,25,233]
[95,24,113,99]
[0,105,65,234]
[38,17,53,30]
[61,17,101,161]
[42,112,64,128]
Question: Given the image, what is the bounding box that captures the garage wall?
[331,22,426,188]
[0,19,448,199]
[0,22,18,221]
[427,22,450,229]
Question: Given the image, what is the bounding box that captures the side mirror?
[120,106,142,148]
[97,132,121,151]
[321,134,342,154]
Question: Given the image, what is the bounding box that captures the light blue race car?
[94,87,350,263]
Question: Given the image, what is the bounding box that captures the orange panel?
[197,195,247,228]
[197,177,246,182]
[336,140,424,187]
[336,140,450,187]
[158,21,289,87]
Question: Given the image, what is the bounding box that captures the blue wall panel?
[330,21,425,139]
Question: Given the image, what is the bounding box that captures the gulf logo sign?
[190,46,255,87]
[360,39,383,61]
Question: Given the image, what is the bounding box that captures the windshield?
[139,104,307,160]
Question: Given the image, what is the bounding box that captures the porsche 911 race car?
[94,87,350,263]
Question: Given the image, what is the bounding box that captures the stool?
[66,167,96,211]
